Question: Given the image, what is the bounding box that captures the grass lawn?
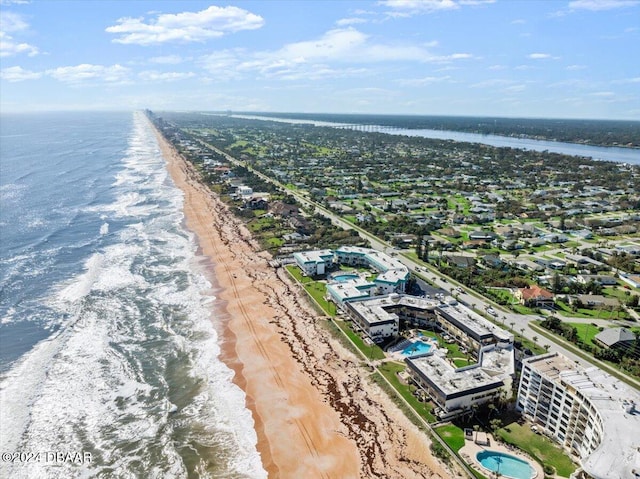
[303,282,336,317]
[434,424,465,452]
[555,300,627,320]
[286,265,312,284]
[266,237,284,248]
[497,422,576,477]
[377,362,436,423]
[285,265,336,316]
[454,358,473,368]
[334,320,386,360]
[568,322,605,346]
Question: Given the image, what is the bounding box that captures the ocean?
[0,111,267,479]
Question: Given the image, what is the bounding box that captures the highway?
[195,137,640,389]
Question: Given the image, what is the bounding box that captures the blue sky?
[1,0,639,119]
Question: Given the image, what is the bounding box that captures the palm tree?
[544,344,551,352]
[532,335,538,344]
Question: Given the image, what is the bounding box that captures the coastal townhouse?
[516,352,640,479]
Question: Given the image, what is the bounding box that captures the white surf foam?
[0,111,267,479]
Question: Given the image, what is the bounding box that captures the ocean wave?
[0,111,266,479]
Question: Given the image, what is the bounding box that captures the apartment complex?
[293,249,335,276]
[406,344,515,420]
[517,353,640,479]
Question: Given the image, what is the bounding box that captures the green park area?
[496,422,576,477]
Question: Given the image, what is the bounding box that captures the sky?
[1,0,639,119]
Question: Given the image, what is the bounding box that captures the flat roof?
[525,353,640,479]
[293,249,334,264]
[327,279,375,303]
[347,296,400,327]
[436,303,512,343]
[407,353,504,400]
[335,246,409,275]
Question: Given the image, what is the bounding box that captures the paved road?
[196,137,640,389]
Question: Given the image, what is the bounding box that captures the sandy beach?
[154,123,451,479]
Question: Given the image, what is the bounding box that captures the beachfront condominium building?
[343,295,400,341]
[334,246,409,294]
[516,352,640,479]
[293,249,334,276]
[435,302,513,352]
[406,344,515,420]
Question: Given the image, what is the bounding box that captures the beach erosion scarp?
[152,119,450,479]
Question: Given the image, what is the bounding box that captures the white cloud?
[612,76,640,83]
[398,75,451,86]
[0,32,39,57]
[591,91,615,96]
[528,53,552,59]
[471,78,513,88]
[0,12,39,57]
[566,64,587,70]
[489,64,507,70]
[379,0,495,16]
[569,0,639,11]
[46,64,130,84]
[0,65,41,81]
[336,17,368,26]
[200,28,471,83]
[505,84,526,93]
[0,11,28,32]
[138,70,195,82]
[106,5,264,45]
[149,54,184,64]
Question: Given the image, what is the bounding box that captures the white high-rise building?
[517,353,640,479]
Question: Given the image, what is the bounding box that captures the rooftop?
[436,302,513,343]
[525,353,640,479]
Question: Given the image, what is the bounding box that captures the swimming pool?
[401,340,432,356]
[476,450,535,479]
[331,274,359,283]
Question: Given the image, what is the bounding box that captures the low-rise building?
[516,352,640,479]
[594,327,636,351]
[576,274,617,286]
[515,285,555,307]
[344,295,400,341]
[435,302,513,351]
[406,344,514,420]
[293,249,334,276]
[334,246,409,294]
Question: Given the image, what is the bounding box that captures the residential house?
[515,285,555,307]
[594,327,636,351]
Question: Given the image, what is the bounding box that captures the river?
[229,114,640,165]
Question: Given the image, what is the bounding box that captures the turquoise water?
[477,450,534,479]
[332,274,359,283]
[401,340,432,356]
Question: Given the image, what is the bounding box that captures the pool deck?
[459,432,544,479]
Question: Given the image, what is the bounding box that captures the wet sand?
[153,122,451,479]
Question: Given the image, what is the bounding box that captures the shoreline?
[152,120,450,478]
